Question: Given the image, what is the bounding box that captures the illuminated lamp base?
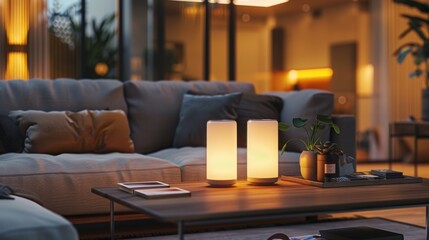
[207,179,236,187]
[247,177,278,186]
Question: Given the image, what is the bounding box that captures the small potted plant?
[279,114,340,181]
[314,141,344,182]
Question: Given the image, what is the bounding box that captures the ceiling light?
[170,0,289,7]
[234,0,289,7]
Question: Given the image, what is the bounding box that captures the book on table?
[134,187,191,199]
[370,169,403,179]
[117,181,170,194]
[319,226,404,240]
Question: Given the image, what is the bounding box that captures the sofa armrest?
[331,114,356,159]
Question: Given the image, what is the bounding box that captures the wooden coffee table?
[92,180,429,240]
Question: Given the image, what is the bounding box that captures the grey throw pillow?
[173,92,243,147]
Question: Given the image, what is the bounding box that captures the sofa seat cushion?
[0,196,78,240]
[149,147,301,182]
[0,153,181,215]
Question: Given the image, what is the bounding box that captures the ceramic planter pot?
[300,150,317,181]
[423,89,429,121]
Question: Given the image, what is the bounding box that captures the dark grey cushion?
[0,115,24,153]
[237,94,283,148]
[173,92,243,147]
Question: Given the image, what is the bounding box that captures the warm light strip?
[170,0,289,7]
[6,52,29,80]
[287,68,333,80]
[5,0,29,45]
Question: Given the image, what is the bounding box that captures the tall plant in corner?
[393,0,429,120]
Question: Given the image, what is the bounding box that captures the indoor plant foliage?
[314,141,344,156]
[279,115,340,181]
[393,0,429,120]
[279,114,340,154]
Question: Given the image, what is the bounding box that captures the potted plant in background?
[315,141,344,182]
[393,0,429,120]
[279,115,340,181]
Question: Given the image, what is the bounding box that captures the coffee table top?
[92,180,429,223]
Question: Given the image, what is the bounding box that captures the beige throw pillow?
[9,110,134,154]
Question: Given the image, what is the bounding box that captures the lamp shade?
[247,120,278,185]
[206,120,237,187]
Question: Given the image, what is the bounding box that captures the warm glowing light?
[5,0,29,45]
[170,0,288,7]
[288,68,333,80]
[247,120,278,185]
[95,63,109,76]
[6,52,29,80]
[287,70,298,85]
[206,120,237,187]
[285,68,333,90]
[358,64,374,97]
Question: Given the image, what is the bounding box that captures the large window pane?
[164,0,204,80]
[48,0,80,78]
[86,0,117,79]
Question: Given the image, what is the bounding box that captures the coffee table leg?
[110,200,115,240]
[178,221,184,240]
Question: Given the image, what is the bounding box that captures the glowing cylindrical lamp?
[206,120,237,187]
[247,120,278,185]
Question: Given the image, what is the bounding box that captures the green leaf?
[332,124,340,134]
[397,46,412,63]
[409,69,422,78]
[278,122,290,132]
[292,118,307,128]
[316,114,333,124]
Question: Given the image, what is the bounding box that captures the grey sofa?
[0,79,355,217]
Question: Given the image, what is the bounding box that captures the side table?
[389,121,429,176]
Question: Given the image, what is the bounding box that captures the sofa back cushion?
[124,80,255,153]
[0,79,127,115]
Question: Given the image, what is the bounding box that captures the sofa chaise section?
[0,153,181,215]
[0,195,78,240]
